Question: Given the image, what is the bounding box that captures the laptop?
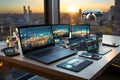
[84,36,112,55]
[18,25,76,64]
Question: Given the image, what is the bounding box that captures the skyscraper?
[78,9,83,24]
[114,0,120,24]
[23,6,27,15]
[23,6,28,23]
[28,5,32,23]
[115,0,120,7]
[110,0,120,35]
[23,5,32,24]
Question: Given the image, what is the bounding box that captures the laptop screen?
[71,24,90,38]
[18,25,54,52]
[85,36,99,51]
[52,24,70,38]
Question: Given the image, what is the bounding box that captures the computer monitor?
[71,24,90,38]
[18,25,54,52]
[52,24,70,38]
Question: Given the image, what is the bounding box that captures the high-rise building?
[108,6,114,23]
[78,9,83,24]
[23,6,27,15]
[28,5,32,23]
[113,0,120,24]
[115,0,120,7]
[23,6,28,23]
[110,0,120,35]
[23,5,32,23]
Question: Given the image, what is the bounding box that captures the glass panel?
[60,0,116,35]
[0,0,44,41]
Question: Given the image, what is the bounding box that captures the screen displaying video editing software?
[52,24,69,38]
[71,25,90,38]
[19,25,54,51]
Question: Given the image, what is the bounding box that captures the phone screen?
[4,47,15,54]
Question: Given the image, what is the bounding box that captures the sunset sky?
[60,0,115,12]
[0,0,115,13]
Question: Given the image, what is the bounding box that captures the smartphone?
[79,52,102,60]
[102,43,119,47]
[2,47,20,57]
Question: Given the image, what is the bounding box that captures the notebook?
[84,36,112,55]
[18,25,76,64]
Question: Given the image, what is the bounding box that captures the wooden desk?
[0,35,120,80]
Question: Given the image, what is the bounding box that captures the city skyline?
[0,0,114,14]
[0,0,44,13]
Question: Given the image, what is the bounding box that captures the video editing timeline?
[19,26,54,51]
[52,24,69,38]
[71,25,90,38]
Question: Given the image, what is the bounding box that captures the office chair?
[112,59,120,67]
[112,54,120,67]
[110,55,120,74]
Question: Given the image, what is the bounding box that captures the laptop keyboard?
[25,46,76,64]
[31,47,66,57]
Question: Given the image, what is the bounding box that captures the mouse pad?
[57,57,93,72]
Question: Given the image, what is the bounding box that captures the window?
[60,0,115,35]
[0,0,44,41]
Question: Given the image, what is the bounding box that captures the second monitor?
[52,24,70,38]
[71,24,90,38]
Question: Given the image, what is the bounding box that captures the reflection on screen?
[71,25,90,38]
[52,24,69,38]
[19,25,54,51]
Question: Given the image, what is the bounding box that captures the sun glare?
[69,7,78,13]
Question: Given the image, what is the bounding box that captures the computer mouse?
[102,43,119,47]
[112,43,116,45]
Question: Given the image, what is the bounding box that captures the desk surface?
[0,35,120,80]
